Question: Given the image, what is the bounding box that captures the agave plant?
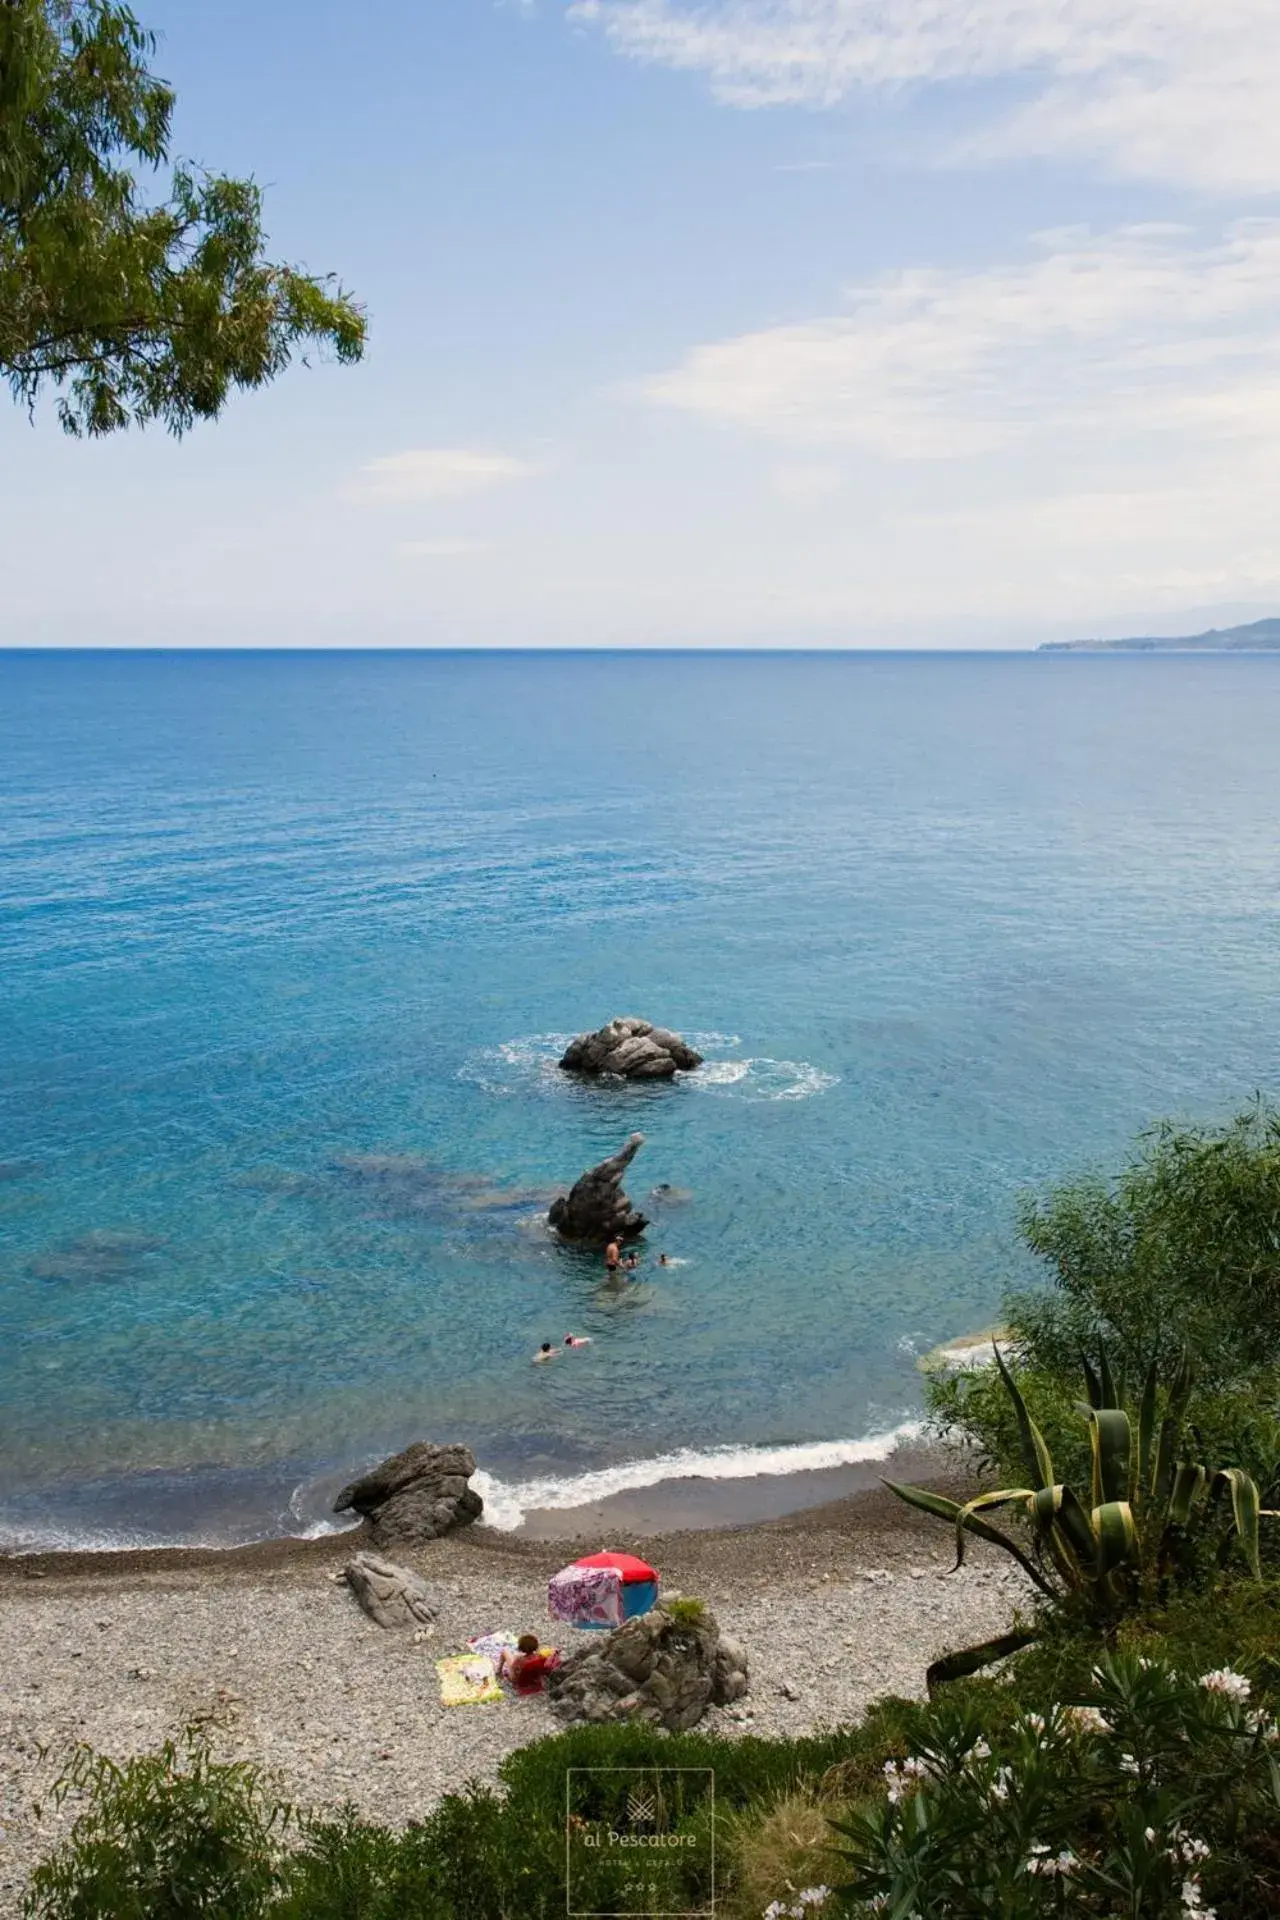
[886,1345,1279,1685]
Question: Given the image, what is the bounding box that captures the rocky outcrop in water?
[333,1442,483,1547]
[344,1551,437,1630]
[548,1133,647,1243]
[547,1604,748,1731]
[559,1018,703,1079]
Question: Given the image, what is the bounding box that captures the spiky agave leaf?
[993,1341,1055,1492]
[1153,1356,1196,1503]
[1212,1467,1263,1578]
[1090,1499,1138,1578]
[953,1488,1037,1574]
[1089,1407,1132,1508]
[1031,1483,1098,1583]
[1168,1462,1208,1526]
[1097,1344,1119,1410]
[925,1627,1040,1691]
[1135,1357,1158,1506]
[881,1480,1056,1596]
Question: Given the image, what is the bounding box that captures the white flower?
[967,1737,992,1760]
[1145,1827,1158,1845]
[1181,1877,1216,1916]
[1025,1845,1079,1879]
[1179,1837,1211,1864]
[1064,1704,1109,1734]
[1118,1752,1140,1775]
[796,1893,831,1911]
[1022,1712,1046,1734]
[990,1766,1013,1803]
[883,1758,927,1804]
[1199,1668,1251,1702]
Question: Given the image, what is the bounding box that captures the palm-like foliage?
[887,1346,1279,1684]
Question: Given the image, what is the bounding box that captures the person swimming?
[625,1251,639,1272]
[658,1252,669,1267]
[533,1341,558,1363]
[564,1333,592,1348]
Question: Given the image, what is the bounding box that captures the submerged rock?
[344,1551,437,1630]
[548,1133,648,1243]
[333,1441,483,1547]
[559,1018,703,1080]
[29,1229,165,1283]
[547,1604,748,1731]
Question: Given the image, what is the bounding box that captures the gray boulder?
[559,1018,703,1079]
[547,1605,748,1732]
[344,1551,437,1630]
[548,1133,648,1243]
[333,1441,483,1547]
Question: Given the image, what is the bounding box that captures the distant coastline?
[1041,616,1280,652]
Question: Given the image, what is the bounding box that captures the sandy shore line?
[0,1459,1030,1910]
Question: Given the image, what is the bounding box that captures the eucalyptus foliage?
[1012,1100,1280,1388]
[1,0,365,434]
[890,1348,1278,1683]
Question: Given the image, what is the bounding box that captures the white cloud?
[397,537,490,557]
[349,448,538,503]
[569,0,1280,192]
[644,221,1280,458]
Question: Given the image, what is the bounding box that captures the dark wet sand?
[0,1445,970,1589]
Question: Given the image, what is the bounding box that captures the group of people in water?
[532,1241,672,1362]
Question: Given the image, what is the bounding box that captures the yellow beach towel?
[436,1654,502,1706]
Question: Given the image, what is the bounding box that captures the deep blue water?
[2,649,1279,1544]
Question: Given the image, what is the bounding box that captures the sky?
[4,0,1280,649]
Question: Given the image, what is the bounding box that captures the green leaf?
[1214,1467,1263,1578]
[1168,1462,1208,1526]
[1089,1407,1132,1506]
[1097,1343,1119,1410]
[924,1627,1040,1691]
[881,1480,1056,1596]
[1091,1499,1137,1576]
[1080,1348,1103,1411]
[993,1341,1055,1491]
[1136,1356,1158,1503]
[1032,1483,1098,1577]
[1153,1361,1195,1504]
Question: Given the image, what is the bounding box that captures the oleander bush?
[830,1652,1280,1918]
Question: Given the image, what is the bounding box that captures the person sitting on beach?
[564,1333,592,1349]
[499,1632,558,1694]
[604,1239,621,1276]
[533,1341,558,1363]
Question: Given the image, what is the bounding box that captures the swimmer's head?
[540,1342,552,1353]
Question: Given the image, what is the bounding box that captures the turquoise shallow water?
[2,648,1280,1545]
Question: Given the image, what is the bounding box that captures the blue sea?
[2,648,1279,1548]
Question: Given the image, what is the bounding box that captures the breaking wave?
[472,1420,923,1532]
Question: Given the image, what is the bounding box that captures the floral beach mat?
[436,1654,503,1706]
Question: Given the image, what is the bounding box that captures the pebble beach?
[0,1474,1029,1911]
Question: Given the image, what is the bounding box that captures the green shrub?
[666,1596,708,1626]
[23,1729,289,1920]
[831,1653,1280,1917]
[1013,1100,1280,1389]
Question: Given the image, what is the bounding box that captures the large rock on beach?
[548,1133,648,1243]
[344,1551,438,1630]
[559,1018,703,1079]
[547,1605,748,1732]
[333,1442,483,1547]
